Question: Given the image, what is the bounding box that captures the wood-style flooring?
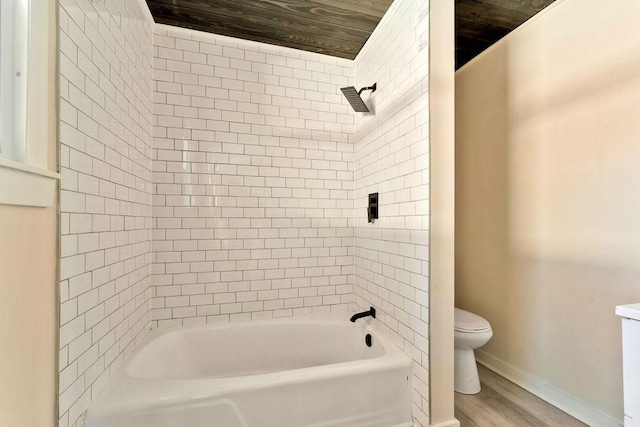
[455,364,587,427]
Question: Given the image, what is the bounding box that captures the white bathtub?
[84,312,413,427]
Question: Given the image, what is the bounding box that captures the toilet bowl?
[454,308,493,394]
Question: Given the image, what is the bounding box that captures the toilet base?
[454,348,481,394]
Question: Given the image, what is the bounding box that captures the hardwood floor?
[455,365,587,427]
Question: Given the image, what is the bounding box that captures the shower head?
[341,83,377,113]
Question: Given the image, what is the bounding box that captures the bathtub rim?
[129,310,394,375]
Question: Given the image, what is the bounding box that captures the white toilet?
[454,308,493,394]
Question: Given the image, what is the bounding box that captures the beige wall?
[0,2,58,426]
[456,0,640,424]
[0,206,58,427]
[429,0,456,425]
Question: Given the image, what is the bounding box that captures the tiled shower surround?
[57,0,154,426]
[353,0,431,424]
[58,0,430,425]
[150,26,355,326]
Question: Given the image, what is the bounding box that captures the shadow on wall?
[455,29,640,422]
[455,41,512,337]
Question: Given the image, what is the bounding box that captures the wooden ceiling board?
[456,17,512,42]
[148,2,364,59]
[149,0,374,41]
[146,0,556,69]
[457,0,531,30]
[472,0,556,16]
[455,0,556,69]
[311,0,394,16]
[147,0,392,60]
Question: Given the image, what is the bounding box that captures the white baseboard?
[429,420,460,427]
[476,350,622,427]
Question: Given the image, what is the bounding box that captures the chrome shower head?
[340,83,377,113]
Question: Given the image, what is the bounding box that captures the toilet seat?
[454,308,491,333]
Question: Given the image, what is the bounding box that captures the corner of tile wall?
[58,0,154,425]
[354,0,431,425]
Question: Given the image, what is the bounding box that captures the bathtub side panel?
[88,360,412,427]
[234,363,413,427]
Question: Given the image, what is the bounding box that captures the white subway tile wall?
[58,0,154,426]
[353,0,430,425]
[57,0,430,424]
[150,25,356,326]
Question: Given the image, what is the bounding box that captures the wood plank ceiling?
[146,0,393,60]
[146,0,555,67]
[456,0,556,69]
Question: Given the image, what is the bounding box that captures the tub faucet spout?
[350,307,376,322]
